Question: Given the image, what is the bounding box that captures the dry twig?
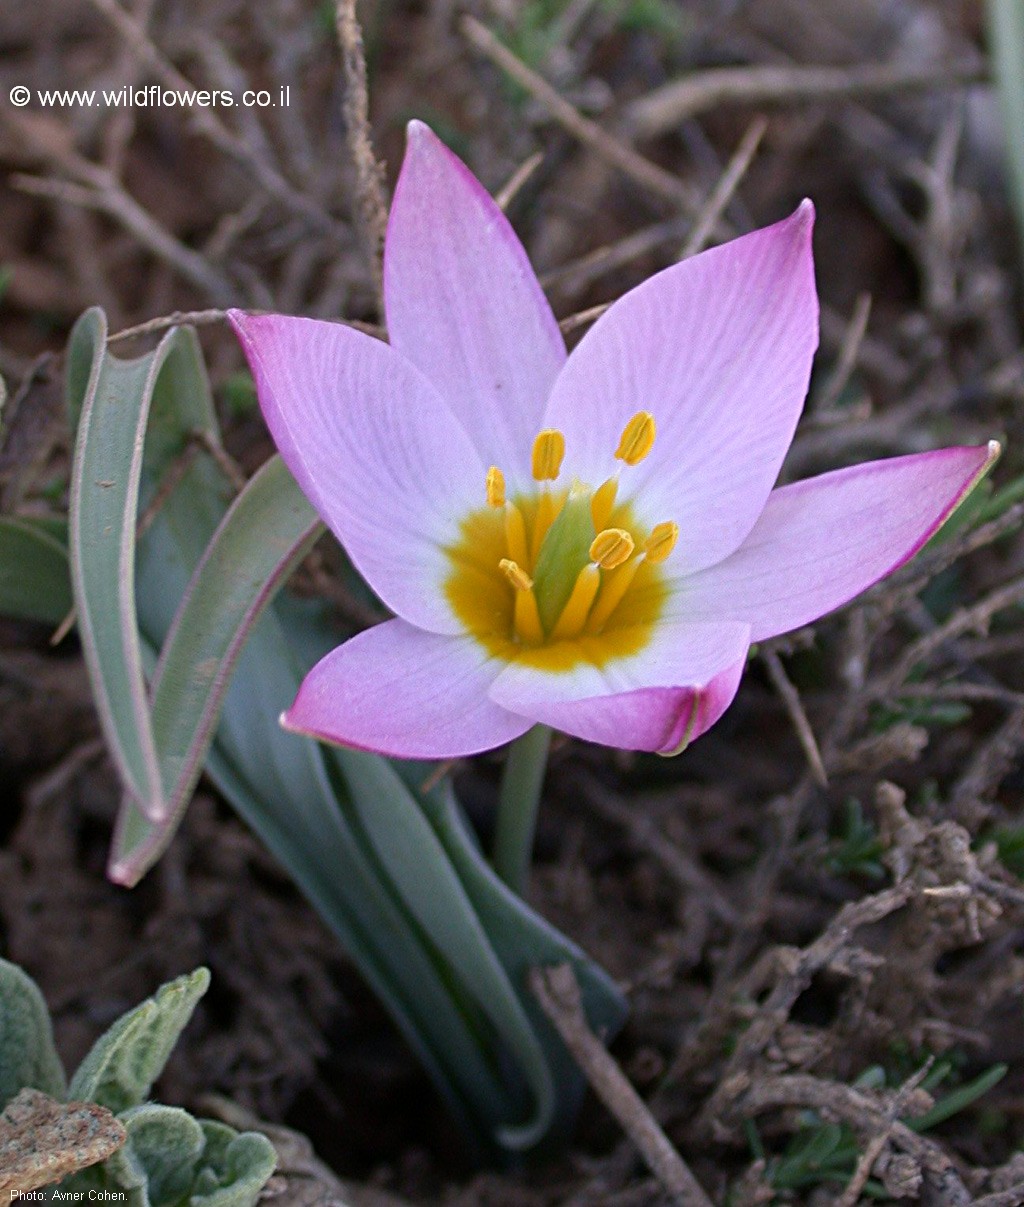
[335,0,390,306]
[460,15,699,213]
[677,116,768,260]
[699,882,916,1131]
[735,1075,973,1204]
[85,0,343,238]
[627,60,986,138]
[812,292,872,415]
[762,648,828,787]
[530,964,714,1207]
[835,1059,934,1207]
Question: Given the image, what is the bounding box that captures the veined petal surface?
[285,619,531,759]
[384,121,566,488]
[489,620,750,753]
[543,204,818,572]
[230,311,483,635]
[680,444,999,642]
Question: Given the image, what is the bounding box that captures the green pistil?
[531,490,595,633]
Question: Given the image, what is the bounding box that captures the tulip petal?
[384,121,566,487]
[490,621,750,753]
[681,444,1000,642]
[544,204,818,572]
[284,619,531,759]
[231,311,484,635]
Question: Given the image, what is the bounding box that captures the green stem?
[492,725,553,896]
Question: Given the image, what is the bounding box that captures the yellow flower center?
[445,413,678,671]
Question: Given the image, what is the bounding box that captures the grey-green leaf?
[69,968,210,1113]
[104,1103,205,1205]
[0,516,72,626]
[988,0,1024,254]
[67,308,171,816]
[0,959,66,1108]
[191,1120,277,1207]
[107,455,323,886]
[339,749,557,1150]
[67,308,223,822]
[395,769,628,1143]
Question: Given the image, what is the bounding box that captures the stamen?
[499,558,533,592]
[591,475,619,531]
[551,564,600,641]
[615,412,656,465]
[644,521,679,564]
[532,490,557,563]
[585,556,643,634]
[532,429,566,481]
[499,559,544,645]
[514,589,545,645]
[590,528,635,570]
[504,503,530,567]
[486,466,506,508]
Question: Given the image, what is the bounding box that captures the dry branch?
[460,15,699,213]
[734,1075,973,1204]
[530,963,714,1207]
[85,0,343,238]
[627,60,987,138]
[677,116,767,259]
[335,0,390,306]
[699,882,915,1132]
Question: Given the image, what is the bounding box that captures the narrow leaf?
[396,769,628,1138]
[0,516,72,626]
[66,308,223,822]
[108,455,323,883]
[67,309,171,817]
[908,1063,1008,1131]
[989,0,1024,253]
[340,749,557,1149]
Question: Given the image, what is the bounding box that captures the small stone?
[0,1088,125,1199]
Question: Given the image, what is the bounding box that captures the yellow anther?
[486,466,506,508]
[551,564,601,641]
[531,429,566,482]
[643,521,679,564]
[499,558,533,593]
[591,475,619,531]
[589,528,635,570]
[615,411,656,466]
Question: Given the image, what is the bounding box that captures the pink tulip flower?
[230,122,997,759]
